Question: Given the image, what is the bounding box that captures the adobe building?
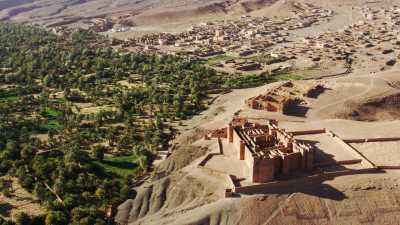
[246,93,300,113]
[245,81,312,114]
[223,118,314,183]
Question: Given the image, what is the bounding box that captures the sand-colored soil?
[117,65,400,225]
[98,0,400,224]
[244,174,400,225]
[79,105,117,115]
[296,134,360,164]
[351,142,400,166]
[0,177,45,221]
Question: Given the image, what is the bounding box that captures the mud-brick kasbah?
[209,117,315,183]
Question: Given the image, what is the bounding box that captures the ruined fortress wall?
[244,145,255,178]
[267,102,279,112]
[239,141,245,160]
[293,144,314,171]
[328,131,375,168]
[377,166,400,169]
[321,167,380,177]
[290,129,326,136]
[228,124,234,143]
[337,159,362,164]
[307,148,315,170]
[234,168,381,194]
[235,174,325,194]
[314,159,362,167]
[253,158,275,183]
[231,127,254,178]
[198,139,223,167]
[227,174,236,191]
[246,99,259,109]
[282,152,302,175]
[197,153,216,167]
[343,137,400,143]
[210,128,228,139]
[275,129,292,147]
[217,138,223,154]
[275,130,285,142]
[232,128,242,157]
[273,157,282,175]
[293,144,306,169]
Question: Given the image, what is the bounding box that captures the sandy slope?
[1,0,392,35]
[116,66,400,224]
[0,0,277,30]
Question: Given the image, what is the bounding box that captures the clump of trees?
[0,22,225,225]
[0,20,288,224]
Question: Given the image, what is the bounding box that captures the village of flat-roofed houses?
[50,4,400,77]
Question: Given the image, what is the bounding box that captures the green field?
[43,107,62,117]
[269,72,303,82]
[0,95,20,102]
[205,54,235,66]
[224,72,304,89]
[95,154,139,178]
[41,120,64,130]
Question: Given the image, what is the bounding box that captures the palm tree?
[132,145,147,171]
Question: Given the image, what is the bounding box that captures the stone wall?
[343,137,400,143]
[235,174,325,194]
[327,130,375,168]
[234,167,381,195]
[229,120,316,183]
[377,166,400,169]
[197,153,216,167]
[290,129,326,136]
[210,128,228,139]
[253,157,275,183]
[315,159,362,167]
[293,142,314,171]
[282,152,302,175]
[230,126,255,180]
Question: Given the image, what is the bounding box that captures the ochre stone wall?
[216,119,317,184]
[231,126,254,177]
[290,129,326,136]
[253,158,275,183]
[210,128,228,139]
[282,152,302,175]
[228,123,233,143]
[239,141,245,160]
[344,137,400,143]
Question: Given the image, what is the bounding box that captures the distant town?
[50,3,400,77]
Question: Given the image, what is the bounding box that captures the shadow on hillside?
[235,139,385,200]
[102,160,138,170]
[283,105,310,117]
[0,203,13,217]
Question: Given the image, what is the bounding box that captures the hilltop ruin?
[209,118,314,183]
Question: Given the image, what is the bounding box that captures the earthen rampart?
[343,137,400,143]
[225,118,314,183]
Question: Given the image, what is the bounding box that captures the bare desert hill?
[1,0,399,36]
[116,66,400,225]
[0,0,279,31]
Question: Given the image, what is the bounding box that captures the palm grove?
[0,22,224,225]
